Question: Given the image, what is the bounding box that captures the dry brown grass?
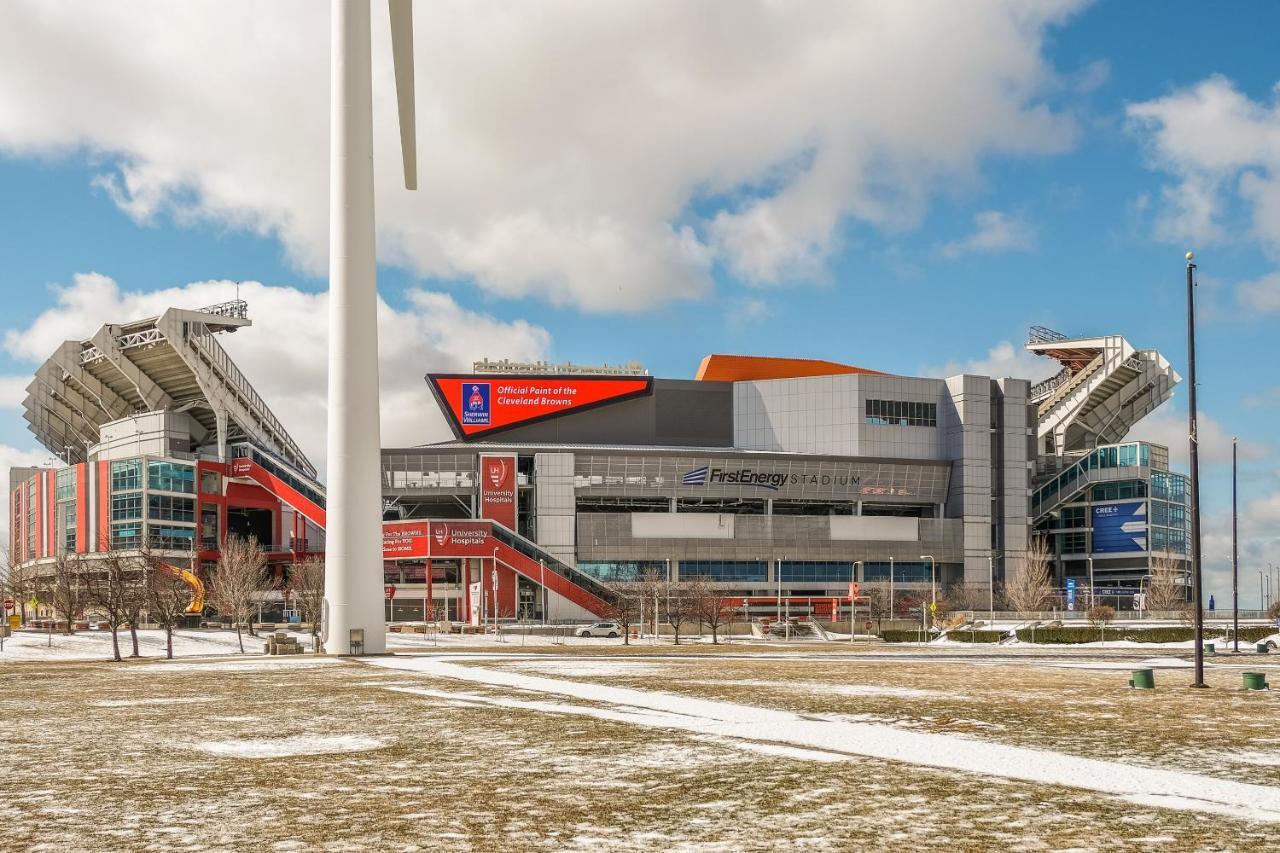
[1,648,1278,851]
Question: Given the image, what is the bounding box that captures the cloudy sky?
[1,1,1278,603]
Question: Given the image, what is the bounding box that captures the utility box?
[349,628,364,656]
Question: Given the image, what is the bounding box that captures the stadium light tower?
[324,0,417,655]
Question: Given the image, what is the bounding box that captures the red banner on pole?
[479,453,518,530]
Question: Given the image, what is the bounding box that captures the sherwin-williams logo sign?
[682,464,864,492]
[462,383,491,426]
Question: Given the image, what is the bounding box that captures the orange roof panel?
[695,354,888,382]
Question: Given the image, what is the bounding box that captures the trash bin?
[1203,642,1216,655]
[1129,669,1155,689]
[1243,672,1269,691]
[1257,642,1269,654]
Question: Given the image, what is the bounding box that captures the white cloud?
[1127,407,1271,470]
[1201,487,1280,609]
[1127,75,1280,251]
[0,1,1085,308]
[1237,271,1280,313]
[926,340,1059,382]
[938,210,1037,258]
[2,273,550,470]
[0,376,28,410]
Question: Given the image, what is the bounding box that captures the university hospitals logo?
[433,526,451,548]
[461,382,491,425]
[486,457,510,489]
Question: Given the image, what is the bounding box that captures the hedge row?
[1015,625,1278,644]
[880,629,1004,644]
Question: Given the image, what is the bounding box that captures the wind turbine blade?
[389,0,417,190]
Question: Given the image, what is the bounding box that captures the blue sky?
[1,1,1278,602]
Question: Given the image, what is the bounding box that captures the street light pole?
[920,555,936,629]
[849,560,863,645]
[1186,251,1207,688]
[1232,437,1239,652]
[888,556,895,621]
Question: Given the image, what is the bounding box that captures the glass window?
[149,495,195,522]
[148,524,196,551]
[111,459,143,492]
[56,467,77,502]
[148,461,195,494]
[679,561,767,582]
[111,493,143,521]
[862,561,930,582]
[111,522,142,550]
[780,561,854,583]
[577,561,669,582]
[864,399,936,427]
[200,470,221,495]
[200,504,219,551]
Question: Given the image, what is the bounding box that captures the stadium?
[7,301,1189,626]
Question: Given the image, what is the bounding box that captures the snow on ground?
[1048,656,1195,670]
[0,627,315,662]
[504,659,669,677]
[366,655,1280,823]
[189,734,387,759]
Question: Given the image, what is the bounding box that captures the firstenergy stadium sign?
[428,374,652,439]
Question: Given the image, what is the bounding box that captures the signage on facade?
[479,453,518,529]
[1092,501,1147,553]
[679,463,917,496]
[429,374,653,438]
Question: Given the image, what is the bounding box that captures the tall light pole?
[1232,437,1239,652]
[920,555,936,627]
[1186,251,1207,688]
[849,560,863,645]
[324,0,417,655]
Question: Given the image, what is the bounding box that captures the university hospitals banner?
[478,453,518,530]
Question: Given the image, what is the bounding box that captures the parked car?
[575,622,621,638]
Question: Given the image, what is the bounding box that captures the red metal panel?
[75,464,88,554]
[97,461,109,551]
[45,472,56,558]
[428,374,652,439]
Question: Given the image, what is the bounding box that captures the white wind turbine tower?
[324,0,417,655]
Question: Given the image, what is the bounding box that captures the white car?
[575,622,621,638]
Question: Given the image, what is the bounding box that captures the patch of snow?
[190,734,387,759]
[365,655,1280,823]
[505,660,668,677]
[133,657,338,674]
[1227,751,1280,767]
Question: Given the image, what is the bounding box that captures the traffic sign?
[848,582,861,599]
[2,598,13,612]
[385,584,397,600]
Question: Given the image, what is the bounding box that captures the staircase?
[488,521,616,618]
[1026,331,1179,456]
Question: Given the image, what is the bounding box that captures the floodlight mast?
[323,0,417,655]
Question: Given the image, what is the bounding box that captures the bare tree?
[1145,556,1187,613]
[1004,536,1056,614]
[83,550,137,662]
[206,535,268,654]
[1087,604,1116,629]
[290,556,326,647]
[686,576,737,644]
[45,550,86,635]
[145,555,194,660]
[632,569,669,641]
[603,583,640,646]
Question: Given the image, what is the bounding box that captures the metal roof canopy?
[21,300,317,478]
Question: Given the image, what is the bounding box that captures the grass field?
[3,642,1279,851]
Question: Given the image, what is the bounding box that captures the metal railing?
[488,521,618,606]
[1028,325,1070,344]
[185,325,316,478]
[1029,367,1070,402]
[197,299,248,320]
